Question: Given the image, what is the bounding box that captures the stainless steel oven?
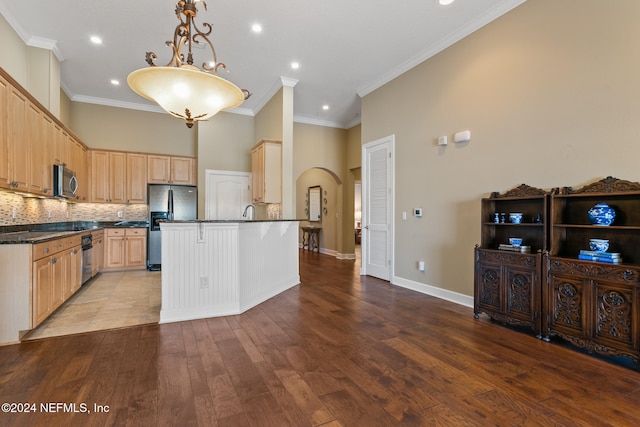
[81,234,92,284]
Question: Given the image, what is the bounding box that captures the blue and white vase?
[587,202,615,226]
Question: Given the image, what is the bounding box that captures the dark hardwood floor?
[1,250,640,426]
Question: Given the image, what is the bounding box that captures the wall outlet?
[12,207,16,219]
[117,211,123,218]
[418,261,425,271]
[200,277,208,288]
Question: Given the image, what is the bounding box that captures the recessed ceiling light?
[251,23,262,33]
[291,62,300,70]
[110,79,120,86]
[439,0,454,5]
[90,35,102,45]
[322,105,329,111]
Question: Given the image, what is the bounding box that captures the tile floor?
[25,270,161,340]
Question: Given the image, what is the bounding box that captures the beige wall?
[59,89,72,128]
[69,102,196,155]
[196,112,255,218]
[254,88,283,143]
[27,47,59,117]
[0,14,27,88]
[361,0,640,296]
[341,124,362,256]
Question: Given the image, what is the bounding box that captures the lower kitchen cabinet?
[105,228,147,271]
[92,230,104,275]
[31,235,82,327]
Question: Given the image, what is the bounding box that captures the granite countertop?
[0,221,150,244]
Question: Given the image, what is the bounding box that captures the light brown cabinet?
[92,230,104,275]
[126,153,148,203]
[69,137,89,202]
[0,74,9,189]
[147,154,195,185]
[0,68,90,199]
[31,235,82,327]
[251,140,281,204]
[6,85,30,192]
[105,228,147,271]
[90,150,147,204]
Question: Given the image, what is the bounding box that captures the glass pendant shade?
[128,65,245,127]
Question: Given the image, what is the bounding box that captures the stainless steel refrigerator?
[147,184,197,270]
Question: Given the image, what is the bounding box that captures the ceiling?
[0,0,525,129]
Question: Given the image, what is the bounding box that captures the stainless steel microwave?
[53,164,78,198]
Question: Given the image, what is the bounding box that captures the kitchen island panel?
[160,221,299,323]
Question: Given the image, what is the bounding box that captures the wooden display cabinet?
[474,184,550,337]
[545,177,640,362]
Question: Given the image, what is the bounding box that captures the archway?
[295,167,342,256]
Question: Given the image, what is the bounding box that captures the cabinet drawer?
[64,235,82,248]
[106,228,125,237]
[33,241,60,260]
[126,228,146,237]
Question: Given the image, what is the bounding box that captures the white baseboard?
[392,276,473,308]
[336,252,356,260]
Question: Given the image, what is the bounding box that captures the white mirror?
[308,186,322,222]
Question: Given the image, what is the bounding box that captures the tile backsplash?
[0,191,148,226]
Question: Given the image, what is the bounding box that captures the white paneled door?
[362,135,394,280]
[205,170,252,220]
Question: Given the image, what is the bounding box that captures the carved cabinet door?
[548,273,588,339]
[593,280,638,354]
[476,262,502,315]
[504,266,538,323]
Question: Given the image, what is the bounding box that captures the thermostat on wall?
[414,208,423,217]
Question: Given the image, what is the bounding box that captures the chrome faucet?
[242,204,256,220]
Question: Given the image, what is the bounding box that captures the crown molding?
[357,0,526,97]
[280,76,299,87]
[0,5,65,62]
[28,36,63,61]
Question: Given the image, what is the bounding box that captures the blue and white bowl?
[589,239,609,252]
[509,237,523,247]
[509,213,523,224]
[587,203,615,226]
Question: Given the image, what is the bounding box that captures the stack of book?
[498,244,531,253]
[578,250,622,264]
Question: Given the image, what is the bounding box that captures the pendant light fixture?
[127,0,250,128]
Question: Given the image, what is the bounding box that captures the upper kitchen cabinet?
[251,140,281,204]
[0,68,90,199]
[90,150,126,204]
[90,150,147,204]
[126,153,147,203]
[27,101,46,195]
[6,84,30,192]
[0,74,8,189]
[147,154,196,185]
[68,135,88,202]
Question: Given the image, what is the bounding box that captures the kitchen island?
[159,220,300,323]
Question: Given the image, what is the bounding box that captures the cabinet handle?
[51,257,57,264]
[44,248,49,254]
